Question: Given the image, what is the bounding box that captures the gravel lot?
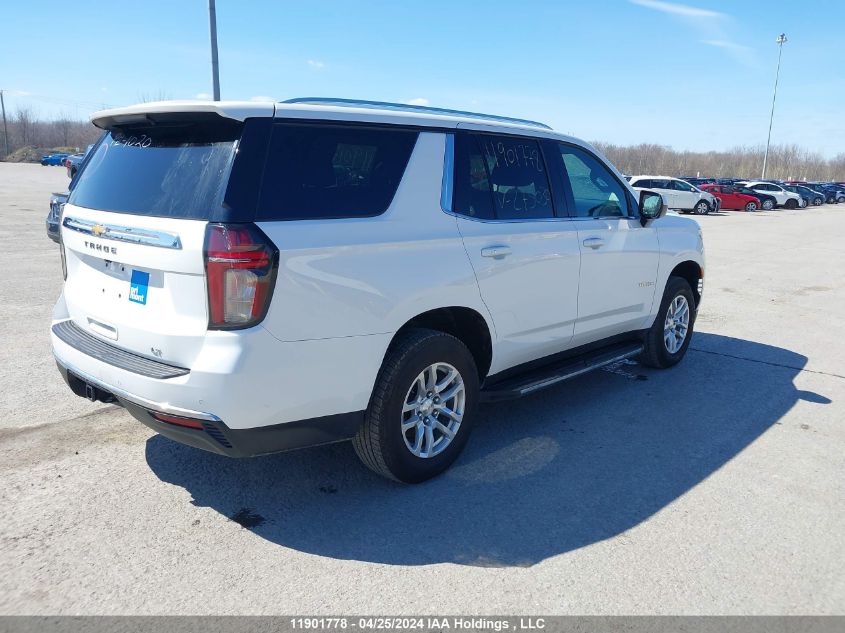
[1,162,843,615]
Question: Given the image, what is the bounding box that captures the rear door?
[60,114,249,368]
[451,132,581,369]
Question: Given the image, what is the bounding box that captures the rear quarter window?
[256,123,419,220]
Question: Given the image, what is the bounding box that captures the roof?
[90,98,559,136]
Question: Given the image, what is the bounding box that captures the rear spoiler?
[91,100,276,129]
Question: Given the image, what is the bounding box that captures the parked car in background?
[736,181,803,208]
[804,183,840,204]
[781,184,815,207]
[40,152,70,166]
[700,184,761,211]
[731,185,776,210]
[778,184,808,208]
[822,183,845,203]
[65,153,84,177]
[629,176,719,214]
[46,192,68,243]
[794,184,825,206]
[65,144,95,179]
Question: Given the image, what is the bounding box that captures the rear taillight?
[204,223,278,329]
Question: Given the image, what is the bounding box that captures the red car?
[700,184,761,211]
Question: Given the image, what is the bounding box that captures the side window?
[453,133,495,219]
[453,134,554,220]
[671,180,694,192]
[634,179,651,188]
[557,144,629,218]
[478,135,554,220]
[652,179,670,189]
[257,123,418,220]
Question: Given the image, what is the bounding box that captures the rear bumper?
[55,356,362,457]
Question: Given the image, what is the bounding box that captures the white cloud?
[405,97,430,106]
[629,0,724,19]
[630,0,758,67]
[250,95,276,103]
[195,92,212,100]
[702,39,751,52]
[307,59,326,70]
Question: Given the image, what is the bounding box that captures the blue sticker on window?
[129,270,150,305]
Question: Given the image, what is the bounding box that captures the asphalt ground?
[1,162,843,614]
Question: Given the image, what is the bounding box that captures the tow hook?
[85,384,97,402]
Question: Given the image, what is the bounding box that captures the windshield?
[68,116,242,219]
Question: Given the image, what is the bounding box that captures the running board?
[480,342,644,402]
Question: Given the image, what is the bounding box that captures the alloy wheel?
[663,295,690,355]
[401,362,466,458]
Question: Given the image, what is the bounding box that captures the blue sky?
[2,0,843,156]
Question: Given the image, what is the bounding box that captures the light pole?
[761,33,787,179]
[208,0,221,100]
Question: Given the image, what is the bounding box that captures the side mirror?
[639,190,667,225]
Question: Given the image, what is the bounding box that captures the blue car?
[40,152,70,166]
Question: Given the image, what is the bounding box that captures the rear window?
[256,123,419,220]
[68,115,242,219]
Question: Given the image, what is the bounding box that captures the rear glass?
[256,123,419,220]
[68,117,242,219]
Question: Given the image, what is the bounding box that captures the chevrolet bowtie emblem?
[92,224,108,236]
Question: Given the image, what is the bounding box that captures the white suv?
[736,181,803,209]
[51,98,705,482]
[628,176,719,215]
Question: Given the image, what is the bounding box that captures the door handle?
[481,245,512,259]
[582,237,605,249]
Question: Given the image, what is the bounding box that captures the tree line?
[593,141,845,182]
[1,108,101,158]
[1,107,842,182]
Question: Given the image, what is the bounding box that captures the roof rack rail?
[282,97,553,130]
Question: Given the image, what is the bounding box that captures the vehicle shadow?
[145,333,826,567]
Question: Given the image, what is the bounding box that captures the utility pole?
[762,33,787,179]
[0,90,9,159]
[208,0,221,100]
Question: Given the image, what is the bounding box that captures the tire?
[785,198,798,209]
[639,277,696,369]
[827,196,835,204]
[838,196,845,204]
[40,161,48,166]
[353,329,479,483]
[761,199,775,210]
[693,200,710,215]
[813,197,823,206]
[744,201,758,212]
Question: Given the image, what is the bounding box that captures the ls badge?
[129,270,150,305]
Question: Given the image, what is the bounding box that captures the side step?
[480,342,644,402]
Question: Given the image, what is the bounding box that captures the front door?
[552,142,661,345]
